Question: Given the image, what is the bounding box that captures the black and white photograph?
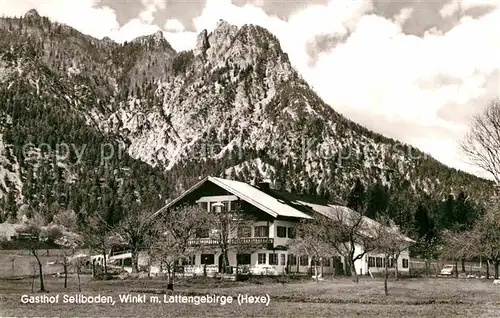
[0,0,499,317]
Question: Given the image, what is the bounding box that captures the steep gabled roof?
[152,176,312,219]
[152,176,414,243]
[298,201,415,243]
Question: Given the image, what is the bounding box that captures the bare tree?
[55,231,83,288]
[151,205,208,290]
[461,99,500,184]
[373,216,412,295]
[290,219,330,282]
[472,204,500,279]
[70,254,88,292]
[321,207,377,283]
[115,205,155,273]
[204,204,257,274]
[79,214,115,277]
[16,223,63,292]
[460,100,500,277]
[440,230,478,278]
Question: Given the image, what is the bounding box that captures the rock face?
[24,9,41,20]
[0,9,493,224]
[194,29,209,57]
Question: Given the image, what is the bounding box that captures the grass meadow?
[1,273,500,317]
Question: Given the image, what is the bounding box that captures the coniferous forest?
[0,11,494,254]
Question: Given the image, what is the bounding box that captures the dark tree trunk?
[32,250,45,292]
[314,261,319,283]
[384,256,389,296]
[235,258,239,281]
[63,261,68,288]
[350,259,358,283]
[222,250,229,274]
[461,258,466,273]
[495,260,499,280]
[167,266,174,290]
[395,254,400,281]
[345,260,351,277]
[77,265,82,292]
[131,249,139,273]
[455,260,459,278]
[102,247,108,275]
[486,260,490,279]
[148,255,152,278]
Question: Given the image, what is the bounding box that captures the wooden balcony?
[188,237,274,249]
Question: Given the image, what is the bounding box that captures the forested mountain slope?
[0,10,493,230]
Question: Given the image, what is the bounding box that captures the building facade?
[149,176,413,277]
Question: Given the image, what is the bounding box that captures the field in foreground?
[1,275,500,317]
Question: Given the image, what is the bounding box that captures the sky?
[0,0,499,179]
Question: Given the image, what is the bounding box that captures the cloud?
[394,7,414,25]
[182,0,500,176]
[440,1,459,18]
[164,18,185,32]
[162,31,198,52]
[138,0,166,24]
[0,0,195,50]
[440,0,500,18]
[108,18,160,43]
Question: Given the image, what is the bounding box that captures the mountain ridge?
[0,10,493,229]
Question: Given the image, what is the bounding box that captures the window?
[201,254,214,265]
[254,226,269,238]
[277,226,287,238]
[280,254,286,266]
[368,257,375,267]
[232,201,241,211]
[402,259,409,269]
[180,255,195,265]
[287,227,296,239]
[389,258,394,268]
[199,202,208,211]
[376,257,382,267]
[238,226,252,238]
[287,254,297,266]
[258,253,267,265]
[196,228,209,238]
[269,253,278,265]
[333,256,342,268]
[237,253,251,265]
[210,202,217,212]
[311,256,319,266]
[299,255,309,266]
[322,257,331,267]
[210,202,227,212]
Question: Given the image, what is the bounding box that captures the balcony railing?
[188,237,274,247]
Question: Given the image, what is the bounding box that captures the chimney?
[258,180,271,192]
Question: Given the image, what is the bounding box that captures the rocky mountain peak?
[101,36,115,46]
[131,30,175,53]
[24,9,41,20]
[0,9,493,231]
[199,19,289,66]
[194,29,209,57]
